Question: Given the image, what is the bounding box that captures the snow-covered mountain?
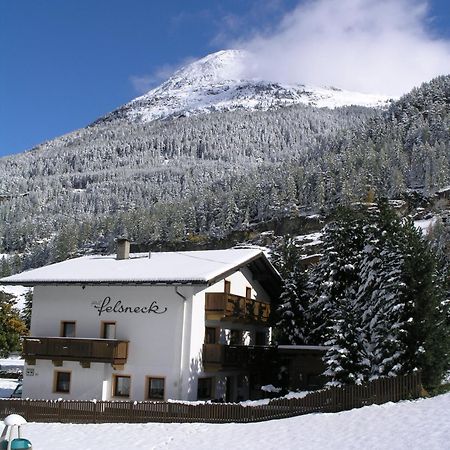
[98,50,391,124]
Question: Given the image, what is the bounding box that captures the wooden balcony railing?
[203,344,275,370]
[22,337,129,368]
[205,293,270,323]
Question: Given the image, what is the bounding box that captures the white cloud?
[130,64,181,94]
[130,59,197,94]
[235,0,450,96]
[129,75,156,94]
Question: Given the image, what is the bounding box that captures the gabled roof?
[0,248,281,297]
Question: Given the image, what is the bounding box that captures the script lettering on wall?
[92,297,168,317]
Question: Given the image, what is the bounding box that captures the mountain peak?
[98,49,391,124]
[161,49,248,89]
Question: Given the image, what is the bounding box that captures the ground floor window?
[147,377,165,400]
[197,377,213,400]
[113,375,131,397]
[54,371,71,393]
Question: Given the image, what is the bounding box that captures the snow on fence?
[0,373,421,424]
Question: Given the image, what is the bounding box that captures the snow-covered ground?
[0,378,19,398]
[0,389,448,450]
[415,217,437,235]
[0,357,23,370]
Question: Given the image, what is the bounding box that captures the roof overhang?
[0,279,207,288]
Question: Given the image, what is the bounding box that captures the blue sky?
[1,0,449,157]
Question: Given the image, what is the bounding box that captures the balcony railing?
[203,343,275,370]
[205,293,270,323]
[22,336,129,367]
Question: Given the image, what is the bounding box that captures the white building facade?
[1,245,281,402]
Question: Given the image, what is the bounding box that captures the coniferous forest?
[0,75,449,272]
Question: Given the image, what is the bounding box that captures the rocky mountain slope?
[97,50,391,124]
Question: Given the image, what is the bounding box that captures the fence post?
[58,400,63,423]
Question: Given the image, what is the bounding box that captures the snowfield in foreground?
[1,394,448,450]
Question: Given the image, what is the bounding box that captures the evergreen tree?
[0,291,28,357]
[308,204,449,387]
[272,237,310,344]
[399,218,450,388]
[357,205,407,380]
[308,208,367,345]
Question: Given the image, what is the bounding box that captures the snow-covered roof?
[0,249,276,287]
[437,185,450,194]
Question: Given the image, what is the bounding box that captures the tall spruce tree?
[272,237,310,344]
[308,208,367,345]
[399,218,449,388]
[356,205,407,380]
[307,204,449,388]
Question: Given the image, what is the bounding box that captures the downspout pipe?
[175,286,188,399]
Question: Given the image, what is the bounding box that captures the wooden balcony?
[203,343,275,371]
[23,337,129,369]
[205,293,270,324]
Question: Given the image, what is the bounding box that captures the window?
[54,371,71,393]
[147,377,165,400]
[197,377,213,400]
[101,321,116,339]
[60,321,76,337]
[113,375,131,397]
[246,287,252,299]
[205,327,217,344]
[224,280,231,294]
[229,329,242,345]
[255,331,266,346]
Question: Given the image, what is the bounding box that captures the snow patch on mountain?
[99,50,392,124]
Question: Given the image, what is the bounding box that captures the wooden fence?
[0,372,421,424]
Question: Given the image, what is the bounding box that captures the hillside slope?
[0,72,449,271]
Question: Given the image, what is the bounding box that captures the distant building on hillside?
[436,186,450,207]
[0,242,282,402]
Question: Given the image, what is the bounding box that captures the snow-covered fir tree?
[298,204,449,388]
[272,237,310,344]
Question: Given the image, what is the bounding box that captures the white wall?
[23,361,108,400]
[204,266,271,302]
[26,284,195,401]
